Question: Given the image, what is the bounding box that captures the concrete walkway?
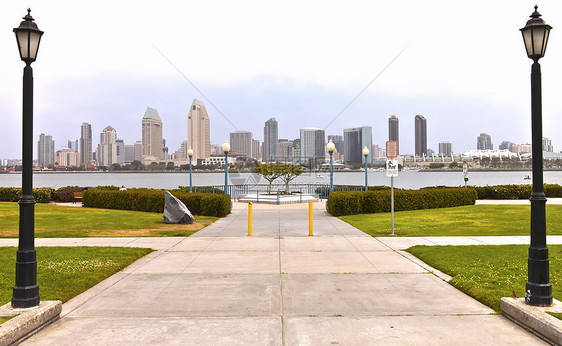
[17,204,546,345]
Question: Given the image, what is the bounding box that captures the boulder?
[163,191,194,224]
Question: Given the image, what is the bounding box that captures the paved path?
[16,203,546,345]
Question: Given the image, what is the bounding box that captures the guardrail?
[191,183,369,199]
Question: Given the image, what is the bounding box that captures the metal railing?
[190,183,369,199]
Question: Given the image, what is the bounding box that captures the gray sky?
[1,0,561,159]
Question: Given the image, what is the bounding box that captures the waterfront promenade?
[9,202,550,344]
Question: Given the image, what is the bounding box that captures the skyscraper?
[230,131,253,157]
[327,135,344,155]
[142,107,163,160]
[543,137,553,152]
[477,133,493,150]
[187,99,211,161]
[97,126,117,166]
[80,123,92,166]
[300,128,325,164]
[388,115,399,155]
[438,141,452,156]
[67,139,78,151]
[343,126,372,164]
[37,133,54,167]
[115,139,125,164]
[414,114,427,156]
[252,139,260,160]
[263,117,278,162]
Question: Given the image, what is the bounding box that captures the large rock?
[163,191,194,224]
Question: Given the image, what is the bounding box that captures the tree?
[131,160,144,171]
[254,163,282,193]
[166,162,175,171]
[277,164,303,194]
[111,163,121,171]
[449,161,458,169]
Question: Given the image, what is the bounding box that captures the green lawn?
[0,202,217,237]
[407,244,562,312]
[340,205,562,237]
[0,246,153,305]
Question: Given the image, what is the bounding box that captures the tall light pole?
[520,5,552,306]
[222,140,230,196]
[187,147,194,193]
[363,146,369,191]
[12,9,43,308]
[327,139,335,194]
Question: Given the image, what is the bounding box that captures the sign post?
[386,141,398,236]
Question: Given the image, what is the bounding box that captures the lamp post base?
[525,281,552,306]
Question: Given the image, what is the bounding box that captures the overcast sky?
[1,0,561,159]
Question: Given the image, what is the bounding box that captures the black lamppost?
[12,9,43,308]
[520,5,552,306]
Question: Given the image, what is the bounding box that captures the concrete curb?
[0,301,62,345]
[501,297,562,345]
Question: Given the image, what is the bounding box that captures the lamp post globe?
[521,5,553,307]
[187,148,194,193]
[327,140,335,194]
[12,9,43,308]
[363,146,369,191]
[222,141,230,196]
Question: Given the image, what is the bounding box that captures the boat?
[524,175,531,180]
[316,174,325,178]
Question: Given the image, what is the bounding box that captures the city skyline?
[1,2,562,160]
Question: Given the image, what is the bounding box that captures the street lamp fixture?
[222,141,230,196]
[327,140,336,194]
[520,5,552,306]
[12,9,43,308]
[187,148,194,193]
[362,146,369,191]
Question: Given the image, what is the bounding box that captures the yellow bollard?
[308,201,313,236]
[248,202,253,236]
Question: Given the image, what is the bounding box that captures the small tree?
[254,163,282,193]
[277,164,303,194]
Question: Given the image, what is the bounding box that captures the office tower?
[439,141,452,156]
[142,107,163,160]
[134,141,143,162]
[55,148,79,167]
[388,115,399,155]
[67,139,78,151]
[80,123,93,166]
[543,137,553,152]
[115,139,125,164]
[477,133,493,150]
[263,117,278,162]
[300,128,325,164]
[230,131,253,157]
[414,115,427,156]
[343,126,372,164]
[97,126,117,166]
[37,133,55,167]
[252,139,260,160]
[372,144,381,160]
[124,145,135,163]
[187,99,211,161]
[277,139,294,163]
[328,135,344,154]
[177,140,189,160]
[499,141,515,151]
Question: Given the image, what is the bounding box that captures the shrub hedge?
[0,187,54,203]
[474,184,562,199]
[327,187,477,216]
[82,189,231,217]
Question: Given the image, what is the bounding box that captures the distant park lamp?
[363,146,369,191]
[187,148,194,193]
[222,141,230,196]
[327,140,336,194]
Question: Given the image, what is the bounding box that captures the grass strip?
[0,202,217,237]
[407,244,562,312]
[0,246,153,305]
[340,205,562,237]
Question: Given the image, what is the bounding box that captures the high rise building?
[327,135,344,155]
[300,128,325,164]
[543,137,554,152]
[414,114,427,156]
[55,148,79,167]
[230,131,253,157]
[439,141,452,156]
[162,139,168,160]
[252,139,260,160]
[37,133,55,167]
[388,115,399,155]
[477,133,493,150]
[67,139,78,152]
[97,126,117,166]
[124,145,135,163]
[263,117,278,162]
[134,141,143,162]
[499,141,515,151]
[115,139,125,164]
[187,99,211,161]
[80,123,93,166]
[141,107,163,160]
[343,126,372,164]
[277,139,295,163]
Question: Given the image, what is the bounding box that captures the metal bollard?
[248,202,253,236]
[277,190,280,205]
[308,201,313,236]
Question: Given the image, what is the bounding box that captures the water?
[0,170,561,190]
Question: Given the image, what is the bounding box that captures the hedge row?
[82,189,231,217]
[0,187,54,203]
[327,187,477,216]
[474,184,562,199]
